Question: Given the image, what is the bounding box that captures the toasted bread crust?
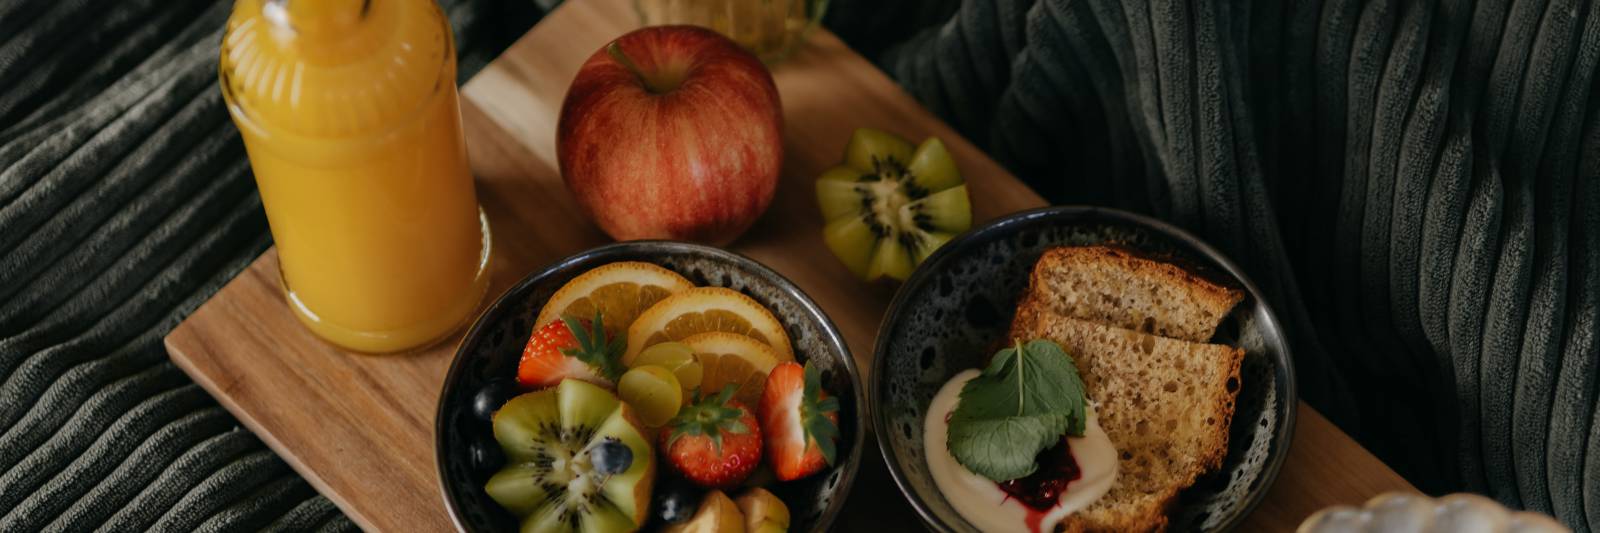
[1023,246,1244,342]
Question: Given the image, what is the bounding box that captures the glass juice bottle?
[220,0,490,353]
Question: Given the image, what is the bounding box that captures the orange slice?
[624,287,794,365]
[680,332,781,407]
[535,261,694,337]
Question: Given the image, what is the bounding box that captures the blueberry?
[472,379,517,421]
[590,438,632,475]
[653,478,702,524]
[467,438,502,472]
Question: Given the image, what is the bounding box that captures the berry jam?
[998,437,1082,511]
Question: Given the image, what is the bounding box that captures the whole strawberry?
[759,361,840,481]
[517,312,625,389]
[660,385,762,489]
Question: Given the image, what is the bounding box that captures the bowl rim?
[868,205,1300,532]
[433,240,868,532]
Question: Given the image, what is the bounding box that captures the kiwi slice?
[486,379,656,532]
[816,128,972,281]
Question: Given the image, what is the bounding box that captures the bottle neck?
[262,0,391,66]
[267,0,367,36]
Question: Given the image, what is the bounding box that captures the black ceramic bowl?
[872,206,1297,532]
[436,241,865,532]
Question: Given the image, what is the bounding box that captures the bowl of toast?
[871,206,1296,532]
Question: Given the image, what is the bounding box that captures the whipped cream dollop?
[923,369,1118,533]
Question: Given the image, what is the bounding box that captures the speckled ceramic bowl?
[436,241,865,532]
[872,206,1297,532]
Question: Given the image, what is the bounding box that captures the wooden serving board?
[165,0,1415,530]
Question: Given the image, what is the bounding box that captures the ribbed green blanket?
[840,1,1600,530]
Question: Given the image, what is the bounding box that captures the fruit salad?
[483,261,843,532]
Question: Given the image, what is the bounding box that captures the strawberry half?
[660,385,763,489]
[759,361,840,481]
[516,313,625,389]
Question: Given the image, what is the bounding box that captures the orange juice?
[220,0,490,353]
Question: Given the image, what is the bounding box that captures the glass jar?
[634,0,828,63]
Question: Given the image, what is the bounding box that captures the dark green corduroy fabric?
[0,0,539,530]
[850,0,1600,530]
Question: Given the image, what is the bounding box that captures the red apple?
[557,25,783,245]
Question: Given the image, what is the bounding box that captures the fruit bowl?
[436,241,865,531]
[870,206,1297,532]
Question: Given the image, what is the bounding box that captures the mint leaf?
[961,340,1085,422]
[945,339,1088,481]
[1019,339,1087,436]
[947,413,1062,480]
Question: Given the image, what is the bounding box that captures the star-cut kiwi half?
[485,379,656,532]
[816,128,971,282]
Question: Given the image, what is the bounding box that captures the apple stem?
[607,41,670,94]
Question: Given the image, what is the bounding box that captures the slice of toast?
[1022,246,1244,342]
[1010,306,1244,532]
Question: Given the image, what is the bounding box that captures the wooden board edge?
[164,292,386,532]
